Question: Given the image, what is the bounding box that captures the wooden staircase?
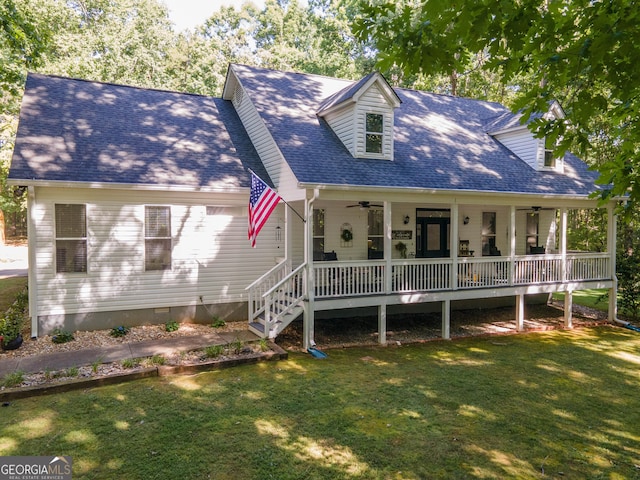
[246,262,306,339]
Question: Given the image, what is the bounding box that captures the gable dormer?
[317,72,401,161]
[487,100,565,173]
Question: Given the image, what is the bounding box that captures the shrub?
[210,316,226,328]
[52,328,75,344]
[617,250,640,319]
[165,321,179,332]
[204,345,224,358]
[0,289,28,346]
[110,326,130,338]
[2,371,25,388]
[122,358,140,369]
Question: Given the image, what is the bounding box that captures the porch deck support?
[564,290,573,328]
[516,294,525,331]
[607,205,618,322]
[378,304,387,345]
[442,299,451,340]
[303,302,314,351]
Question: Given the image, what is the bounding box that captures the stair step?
[248,322,265,334]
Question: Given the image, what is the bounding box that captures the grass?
[552,288,610,312]
[1,327,639,479]
[0,277,27,313]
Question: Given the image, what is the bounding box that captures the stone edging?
[0,342,288,401]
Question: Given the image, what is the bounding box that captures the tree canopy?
[354,0,640,207]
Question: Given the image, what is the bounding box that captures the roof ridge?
[26,72,214,99]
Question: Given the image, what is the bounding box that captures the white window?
[527,212,541,253]
[312,209,325,260]
[544,136,556,168]
[368,209,384,259]
[481,212,497,256]
[365,113,383,154]
[145,206,171,271]
[55,204,87,273]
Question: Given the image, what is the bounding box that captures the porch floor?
[275,301,610,351]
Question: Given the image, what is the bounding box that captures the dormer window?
[365,113,383,154]
[544,136,556,168]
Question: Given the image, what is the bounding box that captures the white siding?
[232,80,302,200]
[354,84,394,160]
[494,129,539,170]
[33,187,283,319]
[324,105,356,156]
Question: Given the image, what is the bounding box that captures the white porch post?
[564,290,573,328]
[303,192,316,350]
[607,205,618,322]
[378,304,387,345]
[451,203,459,290]
[384,201,392,294]
[442,299,451,340]
[516,294,525,331]
[509,205,516,285]
[560,207,567,283]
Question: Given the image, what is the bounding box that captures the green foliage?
[1,370,24,388]
[109,326,130,338]
[51,328,74,344]
[1,331,640,478]
[204,345,224,359]
[147,354,165,366]
[0,287,27,345]
[258,338,269,352]
[228,338,244,355]
[616,250,640,320]
[121,358,141,369]
[165,321,179,332]
[210,317,226,328]
[354,0,640,208]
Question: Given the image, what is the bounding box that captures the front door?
[416,209,450,258]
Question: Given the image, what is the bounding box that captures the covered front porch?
[248,192,617,349]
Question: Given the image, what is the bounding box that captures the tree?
[354,0,640,207]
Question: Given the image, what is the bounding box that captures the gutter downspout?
[303,188,319,350]
[27,186,38,338]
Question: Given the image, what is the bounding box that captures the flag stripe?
[248,172,282,247]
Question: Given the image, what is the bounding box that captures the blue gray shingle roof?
[231,64,601,197]
[9,73,270,189]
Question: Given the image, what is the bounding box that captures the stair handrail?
[246,260,291,325]
[262,262,307,337]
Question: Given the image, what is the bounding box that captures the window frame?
[365,112,384,154]
[55,203,88,274]
[481,211,497,256]
[145,205,172,271]
[526,212,540,254]
[543,136,556,168]
[312,208,325,261]
[367,209,384,258]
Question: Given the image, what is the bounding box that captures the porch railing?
[312,253,611,298]
[246,260,291,324]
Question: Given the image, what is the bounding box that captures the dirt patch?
[276,302,611,351]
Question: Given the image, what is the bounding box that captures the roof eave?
[6,178,249,194]
[297,181,604,202]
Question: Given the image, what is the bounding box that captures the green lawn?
[0,277,27,313]
[552,288,610,312]
[1,327,639,479]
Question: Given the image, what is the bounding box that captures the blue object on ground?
[307,347,328,359]
[624,323,640,333]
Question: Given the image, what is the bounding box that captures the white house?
[8,64,617,349]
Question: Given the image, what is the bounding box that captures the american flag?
[248,172,281,248]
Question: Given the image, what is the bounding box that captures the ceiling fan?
[346,201,384,209]
[516,206,556,212]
